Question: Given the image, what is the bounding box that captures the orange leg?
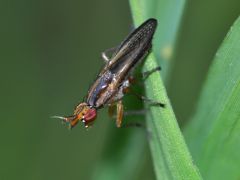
[116,100,124,128]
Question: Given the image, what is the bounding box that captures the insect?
[53,18,164,129]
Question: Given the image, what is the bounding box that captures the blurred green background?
[1,0,240,179]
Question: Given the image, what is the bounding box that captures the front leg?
[101,47,118,62]
[116,100,124,128]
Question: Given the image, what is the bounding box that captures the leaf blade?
[143,53,201,179]
[184,16,240,179]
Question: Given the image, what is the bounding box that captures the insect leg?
[126,66,161,88]
[116,100,124,128]
[122,122,143,128]
[130,91,165,108]
[101,47,118,62]
[108,103,115,118]
[109,107,146,128]
[142,66,161,79]
[123,109,147,116]
[140,95,165,107]
[121,110,146,128]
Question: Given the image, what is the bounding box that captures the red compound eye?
[84,108,97,124]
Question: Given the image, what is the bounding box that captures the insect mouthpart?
[51,115,79,129]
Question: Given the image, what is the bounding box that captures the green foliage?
[184,16,240,179]
[4,1,240,180]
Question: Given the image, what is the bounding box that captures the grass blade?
[142,54,201,179]
[184,16,240,179]
[130,1,202,179]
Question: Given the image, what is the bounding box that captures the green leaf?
[184,16,240,179]
[130,1,202,179]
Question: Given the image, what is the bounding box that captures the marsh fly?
[53,18,164,129]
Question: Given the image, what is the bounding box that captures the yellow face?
[74,103,89,118]
[66,103,89,128]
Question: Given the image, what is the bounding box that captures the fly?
[53,18,163,129]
